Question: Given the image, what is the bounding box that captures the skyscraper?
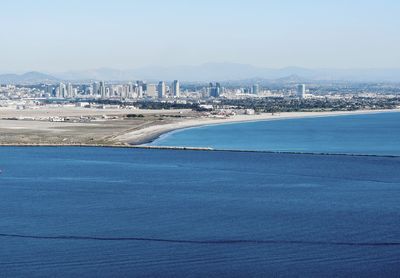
[209,82,221,97]
[136,81,146,98]
[127,82,133,98]
[297,84,306,99]
[99,81,106,99]
[157,81,166,99]
[46,85,54,96]
[92,82,100,96]
[66,83,73,98]
[107,86,114,98]
[146,84,157,98]
[57,82,66,98]
[171,80,180,97]
[135,81,144,98]
[252,84,260,95]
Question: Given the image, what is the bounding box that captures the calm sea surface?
[0,147,400,277]
[149,112,400,155]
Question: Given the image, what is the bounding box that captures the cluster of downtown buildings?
[2,81,400,114]
[1,81,311,104]
[47,81,307,100]
[51,80,181,100]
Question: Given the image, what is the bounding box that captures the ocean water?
[0,147,400,277]
[148,112,400,155]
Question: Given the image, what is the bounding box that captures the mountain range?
[1,63,400,84]
[0,71,59,84]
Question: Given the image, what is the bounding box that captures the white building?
[66,83,73,98]
[57,82,66,98]
[146,84,157,98]
[99,81,106,99]
[297,84,306,99]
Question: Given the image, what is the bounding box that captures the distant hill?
[2,65,400,83]
[0,71,58,84]
[55,63,400,82]
[55,64,314,82]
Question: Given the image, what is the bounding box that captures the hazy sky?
[1,0,399,72]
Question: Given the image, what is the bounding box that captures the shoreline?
[115,109,400,145]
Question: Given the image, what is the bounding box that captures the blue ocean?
[1,112,400,277]
[149,112,400,155]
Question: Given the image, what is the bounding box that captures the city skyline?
[1,0,399,73]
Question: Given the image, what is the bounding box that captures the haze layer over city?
[1,0,399,74]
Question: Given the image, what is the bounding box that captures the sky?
[0,0,399,73]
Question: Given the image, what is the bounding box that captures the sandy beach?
[117,109,400,145]
[0,106,399,146]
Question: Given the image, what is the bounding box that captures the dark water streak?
[1,233,400,247]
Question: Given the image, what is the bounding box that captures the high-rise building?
[136,81,146,98]
[66,83,73,98]
[46,85,54,96]
[92,82,100,96]
[146,84,157,98]
[57,82,66,98]
[171,80,180,97]
[107,86,114,98]
[157,81,166,99]
[99,81,106,99]
[297,84,306,99]
[252,84,260,95]
[126,83,133,98]
[209,82,222,97]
